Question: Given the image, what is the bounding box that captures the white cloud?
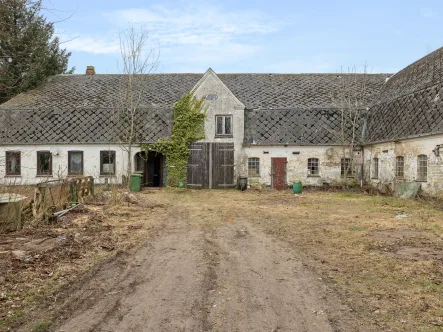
[63,35,120,55]
[62,3,286,66]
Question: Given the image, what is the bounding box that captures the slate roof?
[366,47,443,143]
[244,109,359,145]
[0,73,390,111]
[0,71,390,144]
[0,107,172,144]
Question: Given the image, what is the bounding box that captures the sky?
[44,0,443,75]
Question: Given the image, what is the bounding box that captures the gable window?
[396,156,404,178]
[341,158,354,177]
[100,151,116,175]
[417,155,427,181]
[68,151,83,175]
[248,157,260,176]
[216,115,233,136]
[372,158,379,179]
[37,151,52,176]
[5,151,20,176]
[308,158,319,176]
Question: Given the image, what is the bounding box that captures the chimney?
[86,66,95,75]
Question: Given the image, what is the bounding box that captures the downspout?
[360,108,369,187]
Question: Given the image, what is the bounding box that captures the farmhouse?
[0,46,442,193]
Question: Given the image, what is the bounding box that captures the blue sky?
[45,0,443,75]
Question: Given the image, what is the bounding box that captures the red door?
[272,158,287,190]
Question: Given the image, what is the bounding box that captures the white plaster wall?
[243,145,352,187]
[364,134,443,194]
[192,70,245,178]
[0,144,144,185]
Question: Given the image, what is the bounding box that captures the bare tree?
[332,65,370,186]
[114,25,160,183]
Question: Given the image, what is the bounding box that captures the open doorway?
[134,151,164,187]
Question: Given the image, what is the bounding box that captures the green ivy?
[141,93,207,187]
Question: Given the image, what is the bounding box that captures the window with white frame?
[417,155,427,181]
[308,158,319,176]
[248,157,260,176]
[396,156,404,178]
[215,115,233,136]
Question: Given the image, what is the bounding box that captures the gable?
[191,68,245,110]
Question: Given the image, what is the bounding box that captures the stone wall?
[364,133,443,194]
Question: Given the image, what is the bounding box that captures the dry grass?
[2,188,443,332]
[157,189,443,332]
[0,187,166,330]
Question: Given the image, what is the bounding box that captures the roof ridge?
[384,46,443,84]
[55,72,393,76]
[370,77,443,109]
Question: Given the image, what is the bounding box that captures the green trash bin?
[292,181,302,194]
[130,173,143,192]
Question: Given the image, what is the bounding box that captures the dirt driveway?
[11,189,443,332]
[14,189,367,332]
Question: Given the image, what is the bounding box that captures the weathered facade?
[1,46,443,193]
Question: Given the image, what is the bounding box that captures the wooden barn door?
[187,142,235,189]
[212,143,235,188]
[187,143,210,188]
[272,158,287,190]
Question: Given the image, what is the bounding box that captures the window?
[216,115,233,136]
[372,158,379,178]
[5,151,20,176]
[308,158,319,176]
[341,158,354,177]
[396,156,404,178]
[68,151,83,175]
[37,151,52,176]
[417,155,427,181]
[248,158,260,176]
[135,152,145,172]
[100,151,116,175]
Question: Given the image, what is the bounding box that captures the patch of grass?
[334,193,361,199]
[33,321,52,332]
[349,225,366,231]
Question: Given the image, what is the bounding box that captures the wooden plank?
[187,142,210,188]
[212,143,235,188]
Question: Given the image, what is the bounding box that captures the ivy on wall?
[141,93,207,187]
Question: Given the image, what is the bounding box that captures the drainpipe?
[360,108,369,188]
[361,146,364,187]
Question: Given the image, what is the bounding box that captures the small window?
[417,155,427,181]
[206,94,217,101]
[216,115,233,136]
[5,151,20,176]
[372,158,379,179]
[248,157,260,176]
[396,156,404,178]
[341,158,354,177]
[100,151,116,175]
[135,152,145,172]
[68,151,83,175]
[308,158,319,176]
[37,151,52,176]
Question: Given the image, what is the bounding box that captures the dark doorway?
[135,151,164,187]
[272,158,287,190]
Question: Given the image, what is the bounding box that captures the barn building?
[0,46,442,193]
